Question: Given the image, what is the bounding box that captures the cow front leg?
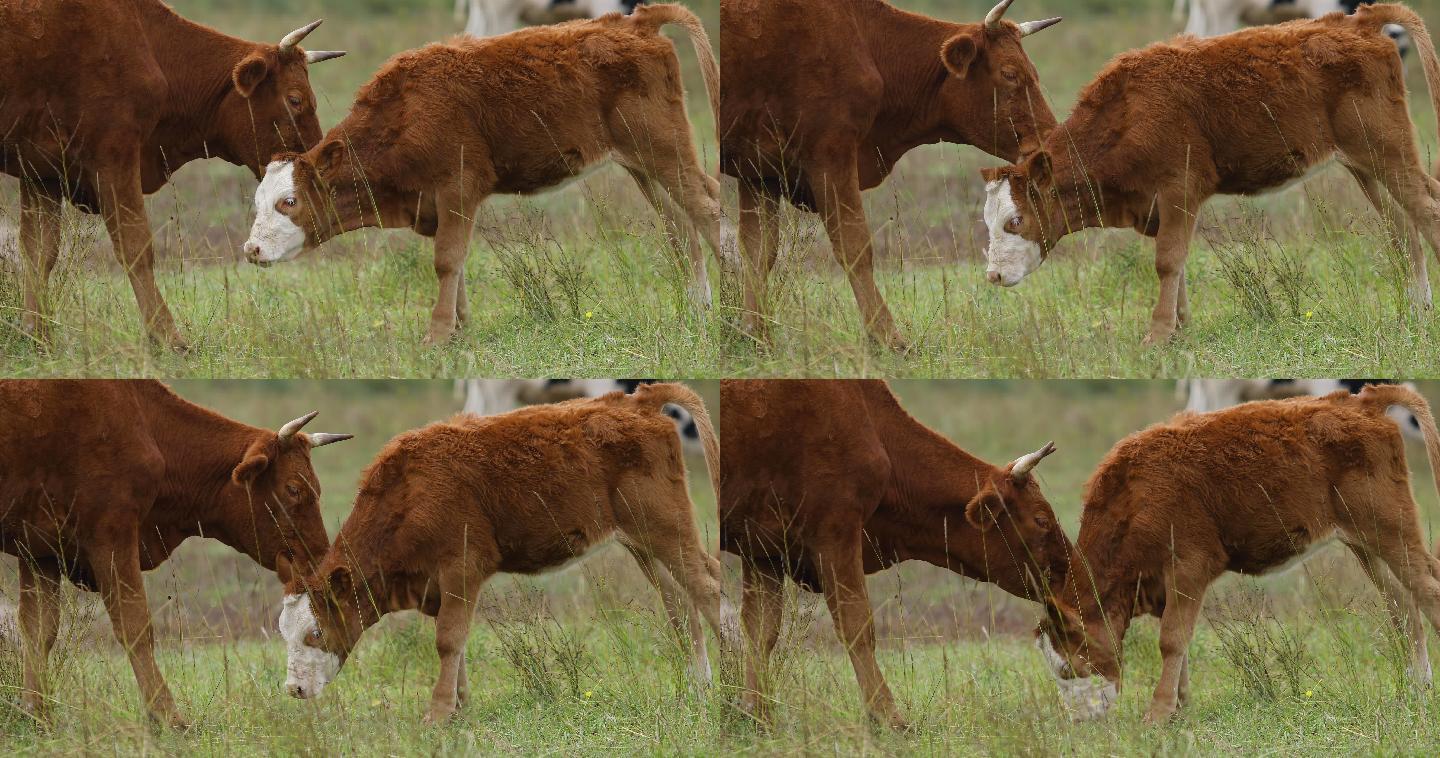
[18,557,62,720]
[810,155,907,352]
[424,188,481,346]
[740,560,784,725]
[96,159,187,351]
[18,180,63,345]
[814,533,908,730]
[1144,572,1207,724]
[737,181,781,345]
[92,531,187,728]
[1143,201,1198,346]
[424,563,487,724]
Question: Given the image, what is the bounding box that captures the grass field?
[6,380,1440,754]
[6,1,1440,377]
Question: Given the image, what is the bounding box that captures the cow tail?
[632,4,720,127]
[1361,383,1440,514]
[634,382,719,500]
[1364,4,1440,147]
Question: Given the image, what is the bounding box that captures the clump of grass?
[1207,208,1314,323]
[1208,586,1313,703]
[484,207,593,323]
[491,588,594,703]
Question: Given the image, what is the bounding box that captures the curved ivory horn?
[277,410,319,441]
[280,19,324,52]
[1018,17,1063,37]
[308,432,353,447]
[305,50,347,64]
[985,0,1016,29]
[1010,440,1057,480]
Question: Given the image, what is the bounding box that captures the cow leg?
[737,181,781,345]
[1143,571,1207,724]
[1367,523,1440,662]
[739,560,784,725]
[18,557,62,720]
[95,160,186,350]
[1143,200,1199,346]
[813,533,907,729]
[424,562,488,724]
[1344,163,1432,311]
[91,531,186,728]
[809,155,907,352]
[622,542,711,689]
[18,180,63,345]
[1176,650,1190,707]
[623,166,711,311]
[424,188,480,345]
[1347,541,1432,686]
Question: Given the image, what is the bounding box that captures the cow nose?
[243,241,261,263]
[288,683,305,698]
[986,270,1002,285]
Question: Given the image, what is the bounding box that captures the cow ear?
[980,166,1002,184]
[232,440,272,485]
[965,486,1004,531]
[277,552,296,585]
[314,140,346,174]
[233,53,272,99]
[941,32,981,78]
[1025,150,1053,186]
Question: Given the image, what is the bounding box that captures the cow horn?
[308,433,353,448]
[1010,441,1057,480]
[984,0,1016,29]
[305,50,347,64]
[1017,17,1063,37]
[277,410,319,441]
[279,19,324,52]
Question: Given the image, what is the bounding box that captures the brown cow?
[980,5,1440,345]
[1038,385,1440,723]
[278,383,736,723]
[0,380,350,727]
[1,1,345,349]
[720,0,1062,351]
[243,5,721,345]
[720,379,1072,729]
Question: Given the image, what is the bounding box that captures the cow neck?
[864,386,995,545]
[857,6,958,166]
[132,382,268,555]
[1060,495,1142,660]
[136,0,256,170]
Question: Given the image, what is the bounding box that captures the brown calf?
[1039,385,1440,723]
[981,5,1440,345]
[1,1,343,349]
[721,0,1062,350]
[279,383,735,723]
[245,5,721,345]
[0,380,349,727]
[720,379,1073,728]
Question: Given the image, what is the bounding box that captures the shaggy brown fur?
[262,4,721,345]
[0,0,342,349]
[983,5,1440,345]
[1041,385,1440,723]
[720,379,1073,729]
[0,380,347,727]
[721,0,1062,350]
[287,383,733,723]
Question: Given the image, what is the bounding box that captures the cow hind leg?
[18,180,63,346]
[91,531,186,728]
[623,166,711,312]
[622,542,711,690]
[1344,163,1433,311]
[1366,522,1440,663]
[739,559,785,725]
[1347,540,1432,686]
[424,561,490,724]
[17,556,62,720]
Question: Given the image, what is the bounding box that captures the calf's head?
[1036,597,1122,720]
[278,564,371,699]
[227,411,351,576]
[245,139,388,265]
[979,149,1073,287]
[937,0,1061,162]
[218,20,345,177]
[964,441,1071,596]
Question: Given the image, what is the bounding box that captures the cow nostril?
[986,271,1002,284]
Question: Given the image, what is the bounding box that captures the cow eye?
[1005,216,1022,232]
[309,629,322,641]
[288,94,303,108]
[285,483,301,497]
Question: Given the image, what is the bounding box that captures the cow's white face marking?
[1036,633,1117,721]
[279,593,340,699]
[245,161,306,265]
[983,179,1043,287]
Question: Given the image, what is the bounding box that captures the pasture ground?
[5,381,1440,754]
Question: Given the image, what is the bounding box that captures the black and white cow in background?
[1174,0,1409,55]
[1179,379,1426,441]
[458,379,702,452]
[454,0,644,38]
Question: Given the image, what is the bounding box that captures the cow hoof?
[1140,330,1173,348]
[422,706,457,725]
[1141,705,1177,725]
[421,328,456,347]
